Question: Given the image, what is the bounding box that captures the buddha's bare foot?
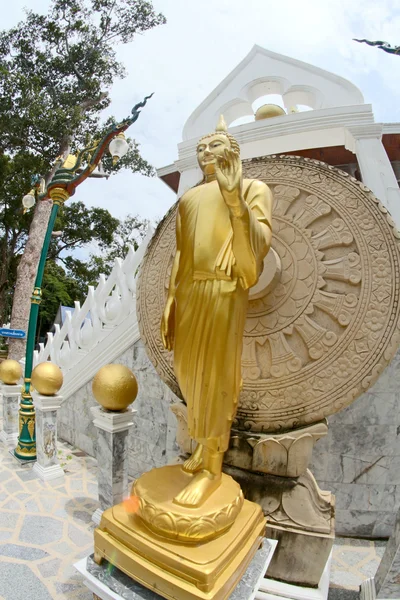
[182,443,203,473]
[173,470,222,507]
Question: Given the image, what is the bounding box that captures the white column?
[0,383,21,446]
[32,392,65,481]
[347,125,400,228]
[91,406,134,525]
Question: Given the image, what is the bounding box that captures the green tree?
[0,0,165,359]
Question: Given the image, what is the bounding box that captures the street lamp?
[109,132,129,165]
[14,94,153,461]
[22,191,36,211]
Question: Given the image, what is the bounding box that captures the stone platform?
[75,539,276,600]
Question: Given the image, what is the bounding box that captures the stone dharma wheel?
[137,155,400,433]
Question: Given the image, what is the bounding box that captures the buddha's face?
[196,134,231,175]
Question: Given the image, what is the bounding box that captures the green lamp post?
[14,95,153,461]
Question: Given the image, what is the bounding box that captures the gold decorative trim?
[31,287,42,305]
[48,187,70,205]
[133,466,244,543]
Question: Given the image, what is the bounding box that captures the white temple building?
[158,45,400,228]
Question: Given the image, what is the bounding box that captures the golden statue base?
[133,465,245,542]
[94,467,266,600]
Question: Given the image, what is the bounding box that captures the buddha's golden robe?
[173,179,272,453]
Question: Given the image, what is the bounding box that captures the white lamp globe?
[22,192,36,210]
[109,133,129,165]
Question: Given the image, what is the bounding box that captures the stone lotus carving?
[133,467,244,543]
[247,420,328,477]
[243,469,333,535]
[137,155,400,433]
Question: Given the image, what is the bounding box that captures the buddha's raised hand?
[215,148,243,211]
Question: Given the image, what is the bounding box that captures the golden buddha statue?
[94,117,273,600]
[161,115,272,507]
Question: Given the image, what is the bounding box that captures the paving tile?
[1,512,19,529]
[19,515,63,545]
[38,495,59,513]
[23,499,41,513]
[47,475,65,487]
[52,485,68,495]
[87,482,98,495]
[3,480,23,493]
[51,540,76,555]
[70,479,84,491]
[55,582,82,593]
[67,523,93,548]
[15,470,39,482]
[0,543,48,560]
[36,557,62,578]
[2,499,22,511]
[14,493,30,501]
[330,568,364,589]
[0,562,53,600]
[334,548,372,567]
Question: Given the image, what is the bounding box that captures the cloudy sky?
[4,0,400,226]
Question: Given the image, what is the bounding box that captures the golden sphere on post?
[0,359,22,385]
[255,104,286,121]
[92,364,138,411]
[31,362,63,396]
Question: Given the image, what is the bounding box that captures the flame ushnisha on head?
[198,115,240,155]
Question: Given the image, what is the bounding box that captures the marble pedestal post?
[91,406,134,525]
[32,392,65,481]
[360,506,400,599]
[0,383,21,446]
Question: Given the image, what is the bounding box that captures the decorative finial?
[215,115,228,133]
[0,359,22,385]
[254,104,286,121]
[31,362,63,395]
[92,364,138,411]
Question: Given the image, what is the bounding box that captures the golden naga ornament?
[137,154,400,433]
[94,117,270,599]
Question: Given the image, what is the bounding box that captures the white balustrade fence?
[33,226,154,378]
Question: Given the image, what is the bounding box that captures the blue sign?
[0,328,26,339]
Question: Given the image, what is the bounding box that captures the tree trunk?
[8,200,52,359]
[0,238,10,325]
[0,282,9,326]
